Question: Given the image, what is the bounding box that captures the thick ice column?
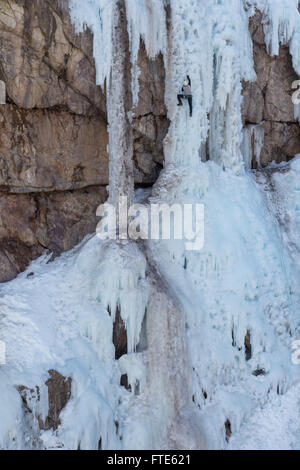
[242,123,264,168]
[108,0,134,207]
[209,76,244,168]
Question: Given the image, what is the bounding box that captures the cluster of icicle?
[0,0,299,451]
[70,0,300,168]
[68,0,300,449]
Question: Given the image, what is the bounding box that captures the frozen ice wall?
[62,0,300,449]
[69,0,254,168]
[70,0,167,100]
[248,0,300,123]
[162,0,255,169]
[0,0,299,450]
[252,0,300,69]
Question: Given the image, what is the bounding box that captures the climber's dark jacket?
[182,75,192,95]
[177,75,192,116]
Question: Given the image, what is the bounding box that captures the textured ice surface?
[1,159,299,449]
[0,0,299,450]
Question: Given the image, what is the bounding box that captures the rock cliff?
[0,0,168,281]
[242,10,300,167]
[0,1,299,282]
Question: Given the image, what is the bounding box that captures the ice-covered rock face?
[0,0,170,283]
[242,10,300,168]
[70,0,300,169]
[0,0,300,450]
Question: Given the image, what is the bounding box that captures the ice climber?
[177,74,192,117]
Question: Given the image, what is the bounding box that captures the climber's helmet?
[183,80,188,87]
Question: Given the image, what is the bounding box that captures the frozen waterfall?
[0,0,299,450]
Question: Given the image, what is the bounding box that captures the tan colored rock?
[0,248,19,282]
[244,12,297,124]
[0,104,108,191]
[0,2,168,193]
[261,121,300,166]
[113,306,127,360]
[243,10,300,166]
[133,42,169,184]
[35,186,107,253]
[248,9,265,47]
[0,0,105,116]
[0,1,169,282]
[18,370,72,432]
[45,370,72,431]
[0,186,107,282]
[0,193,38,245]
[242,81,264,124]
[242,11,266,125]
[134,42,166,117]
[264,46,298,123]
